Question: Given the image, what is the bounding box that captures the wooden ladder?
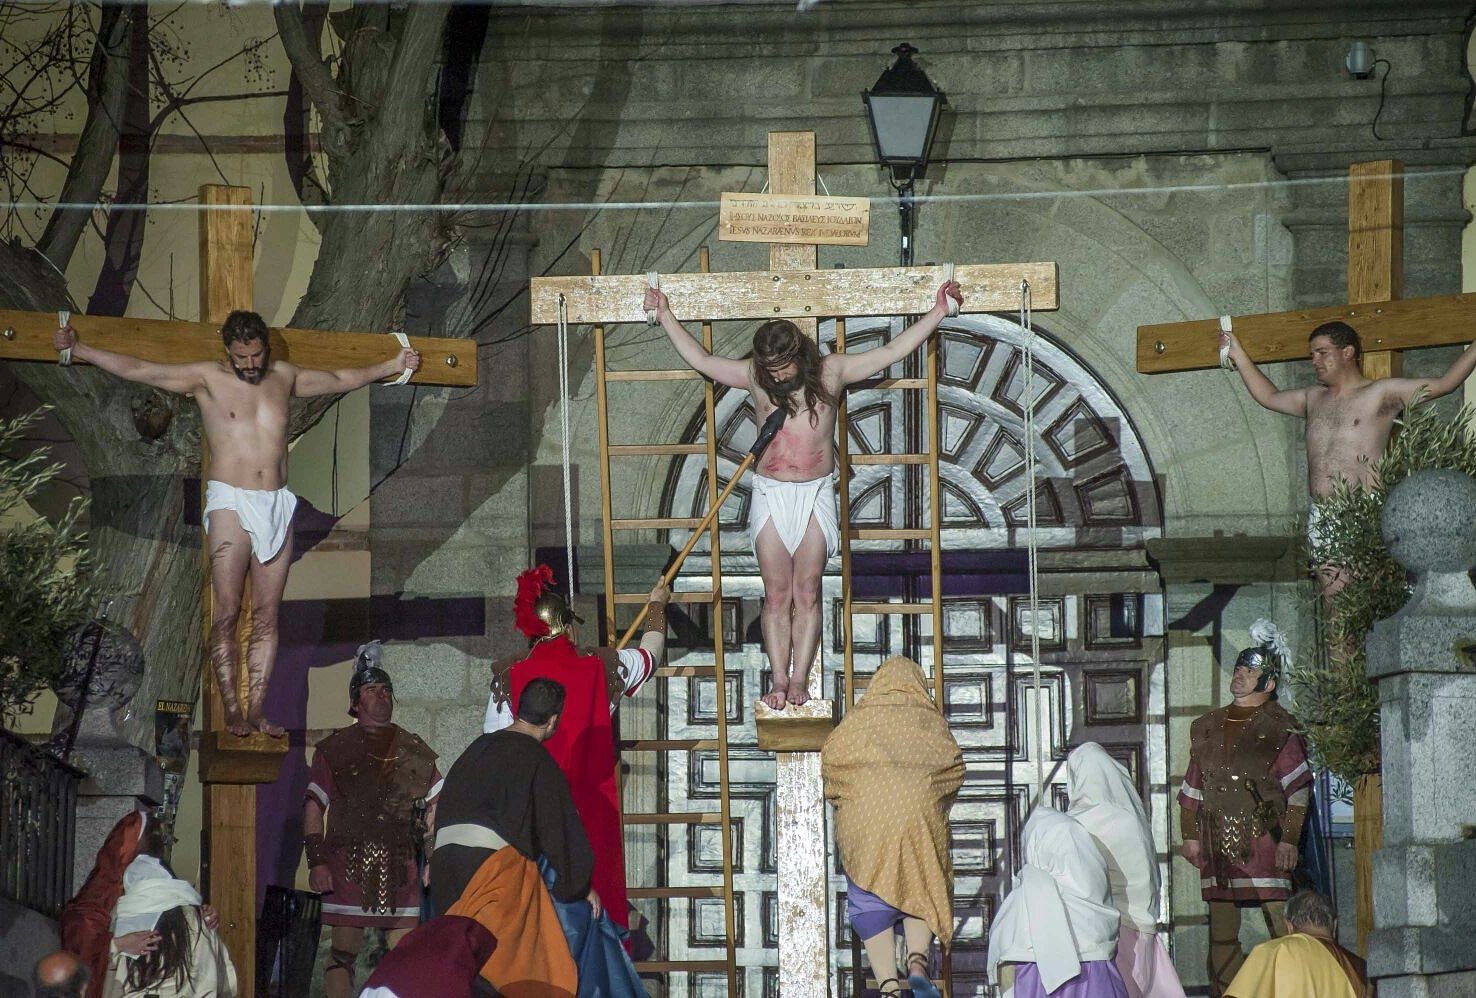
[835,313,952,997]
[591,248,740,991]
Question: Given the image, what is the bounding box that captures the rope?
[941,263,958,317]
[555,294,576,600]
[645,271,660,326]
[57,310,71,365]
[1019,279,1046,805]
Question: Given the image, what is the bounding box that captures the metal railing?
[0,728,83,917]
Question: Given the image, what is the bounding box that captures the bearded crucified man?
[645,282,962,709]
[54,310,420,737]
[1220,320,1476,600]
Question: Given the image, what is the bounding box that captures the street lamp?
[862,43,946,265]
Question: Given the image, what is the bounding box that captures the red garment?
[361,915,497,998]
[59,809,145,998]
[509,637,630,930]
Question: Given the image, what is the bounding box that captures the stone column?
[1364,469,1476,997]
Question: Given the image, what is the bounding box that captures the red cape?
[510,637,628,930]
[60,809,144,998]
[362,915,497,997]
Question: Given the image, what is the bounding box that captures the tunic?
[306,723,442,927]
[1177,701,1313,902]
[429,728,594,911]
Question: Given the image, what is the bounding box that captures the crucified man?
[645,281,962,709]
[1220,320,1476,601]
[54,310,419,737]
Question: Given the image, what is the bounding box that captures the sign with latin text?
[718,192,870,246]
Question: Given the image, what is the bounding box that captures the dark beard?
[230,350,269,384]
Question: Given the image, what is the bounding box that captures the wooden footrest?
[635,960,731,972]
[621,738,718,751]
[754,698,836,752]
[627,885,724,899]
[847,527,932,540]
[654,664,717,678]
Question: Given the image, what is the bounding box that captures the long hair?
[750,320,834,424]
[124,905,197,993]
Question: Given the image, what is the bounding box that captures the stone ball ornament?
[1381,469,1476,573]
[52,617,146,718]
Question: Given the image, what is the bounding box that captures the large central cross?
[1,184,475,996]
[532,131,1058,995]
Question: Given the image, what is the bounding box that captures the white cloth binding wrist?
[392,331,413,385]
[58,310,72,366]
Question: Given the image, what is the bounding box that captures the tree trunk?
[2,241,203,749]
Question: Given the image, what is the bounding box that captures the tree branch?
[273,0,346,132]
[35,5,130,272]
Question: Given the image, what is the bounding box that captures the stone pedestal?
[65,699,163,894]
[1364,469,1476,996]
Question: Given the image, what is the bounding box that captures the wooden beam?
[1349,160,1404,380]
[0,309,475,387]
[197,184,266,998]
[1136,292,1476,374]
[529,261,1059,326]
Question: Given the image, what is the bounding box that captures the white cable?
[1020,279,1046,806]
[1218,315,1234,370]
[57,310,71,366]
[645,271,660,327]
[555,294,576,600]
[941,263,959,317]
[391,331,413,385]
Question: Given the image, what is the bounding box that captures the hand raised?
[53,324,77,351]
[400,348,421,373]
[115,930,160,957]
[936,280,963,313]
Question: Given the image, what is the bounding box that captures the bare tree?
[1,2,463,746]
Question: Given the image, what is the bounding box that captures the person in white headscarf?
[104,845,236,997]
[988,807,1128,997]
[1066,743,1186,998]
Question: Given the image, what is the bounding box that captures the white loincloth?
[748,472,839,558]
[203,481,298,563]
[1307,502,1332,565]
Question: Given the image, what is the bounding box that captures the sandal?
[905,953,940,998]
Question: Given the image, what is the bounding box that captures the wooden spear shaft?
[616,409,786,650]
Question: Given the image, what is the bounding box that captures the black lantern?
[862,43,946,265]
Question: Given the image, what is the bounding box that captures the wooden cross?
[1134,159,1441,957]
[1136,160,1472,382]
[1,184,474,996]
[531,131,1058,996]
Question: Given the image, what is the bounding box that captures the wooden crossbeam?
[0,309,476,387]
[1135,292,1476,374]
[529,261,1059,326]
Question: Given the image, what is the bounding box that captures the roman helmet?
[1235,618,1291,696]
[349,638,394,715]
[514,564,582,643]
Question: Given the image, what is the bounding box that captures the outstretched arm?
[1220,331,1307,416]
[831,281,962,386]
[53,323,207,395]
[293,347,420,397]
[1381,339,1476,404]
[644,288,750,389]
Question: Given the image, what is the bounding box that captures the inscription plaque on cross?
[1,183,475,996]
[531,131,1058,995]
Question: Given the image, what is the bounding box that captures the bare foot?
[760,678,789,710]
[224,713,252,738]
[250,713,286,738]
[786,662,813,706]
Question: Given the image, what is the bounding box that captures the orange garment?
[445,847,576,998]
[60,810,145,998]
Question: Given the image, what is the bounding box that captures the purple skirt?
[844,875,908,940]
[1013,960,1130,998]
